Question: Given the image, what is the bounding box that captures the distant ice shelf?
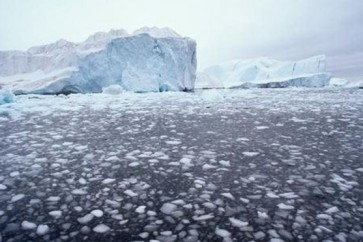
[197,55,332,89]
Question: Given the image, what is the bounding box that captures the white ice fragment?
[325,206,339,214]
[193,214,214,221]
[124,189,138,197]
[46,196,61,202]
[243,152,259,157]
[256,126,269,130]
[0,184,7,190]
[10,194,25,202]
[171,199,186,205]
[221,192,235,200]
[79,177,87,185]
[91,210,104,217]
[129,162,140,167]
[135,206,146,214]
[317,214,333,220]
[77,214,94,224]
[93,224,110,233]
[215,227,231,238]
[21,221,37,230]
[36,224,50,235]
[229,217,248,227]
[160,203,177,215]
[277,203,294,210]
[10,171,20,177]
[219,160,230,167]
[202,164,217,170]
[102,178,116,184]
[49,210,62,219]
[254,231,266,240]
[165,140,182,145]
[72,189,87,195]
[266,192,279,198]
[258,211,269,219]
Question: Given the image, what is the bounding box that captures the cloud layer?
[0,0,362,79]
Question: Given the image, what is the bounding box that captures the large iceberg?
[197,55,332,89]
[0,89,15,105]
[0,27,197,94]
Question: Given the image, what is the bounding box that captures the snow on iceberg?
[197,55,331,88]
[0,27,197,94]
[0,89,15,105]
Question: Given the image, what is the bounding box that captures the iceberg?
[0,27,197,94]
[0,89,15,105]
[197,55,331,89]
[329,78,349,87]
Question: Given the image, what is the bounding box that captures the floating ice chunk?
[21,221,37,230]
[215,227,231,238]
[49,210,62,219]
[10,194,25,202]
[0,184,7,190]
[278,192,298,199]
[271,239,285,242]
[91,210,104,217]
[124,189,138,197]
[129,162,140,167]
[325,206,339,214]
[102,84,124,95]
[10,171,20,177]
[193,214,214,221]
[0,89,15,105]
[79,177,87,185]
[219,160,230,167]
[277,203,294,210]
[256,126,269,130]
[171,199,186,205]
[72,189,87,195]
[77,214,94,224]
[266,192,279,198]
[221,192,235,200]
[200,89,225,102]
[254,231,266,240]
[180,157,192,166]
[102,178,116,184]
[46,196,61,202]
[93,224,110,233]
[36,224,50,235]
[165,140,182,145]
[316,214,333,220]
[160,203,177,215]
[135,206,146,214]
[258,211,269,219]
[236,137,250,142]
[243,152,259,157]
[202,164,217,170]
[229,217,248,227]
[139,232,149,238]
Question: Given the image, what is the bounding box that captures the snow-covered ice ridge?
[0,27,197,94]
[196,55,332,89]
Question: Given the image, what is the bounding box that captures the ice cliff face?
[197,55,331,88]
[0,27,197,94]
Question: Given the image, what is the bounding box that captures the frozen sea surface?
[0,88,363,241]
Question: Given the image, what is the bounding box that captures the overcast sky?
[0,0,362,79]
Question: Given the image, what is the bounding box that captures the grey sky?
[0,0,362,79]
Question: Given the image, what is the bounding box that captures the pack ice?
[0,27,197,94]
[197,55,332,88]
